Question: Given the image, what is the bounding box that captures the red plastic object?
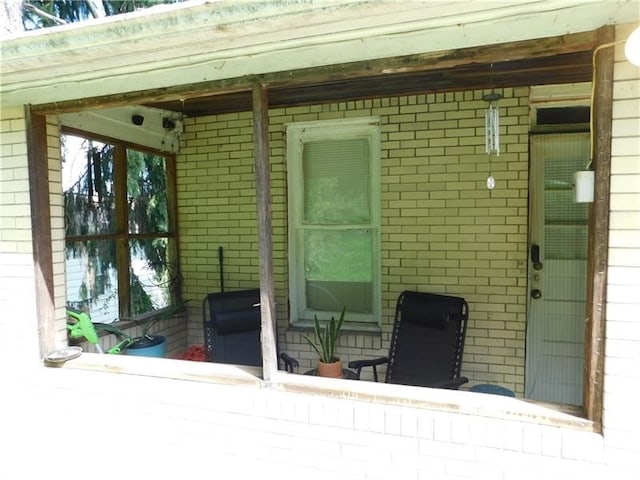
[178,345,206,361]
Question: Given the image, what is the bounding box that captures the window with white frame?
[287,118,381,327]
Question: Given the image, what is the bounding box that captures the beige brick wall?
[178,88,530,394]
[0,108,31,255]
[178,111,261,347]
[0,107,41,360]
[46,118,70,344]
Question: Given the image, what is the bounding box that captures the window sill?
[46,352,595,434]
[272,371,596,432]
[48,351,263,387]
[287,320,381,335]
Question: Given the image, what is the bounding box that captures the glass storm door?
[525,132,590,406]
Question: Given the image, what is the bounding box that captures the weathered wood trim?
[31,30,600,115]
[583,25,614,431]
[26,108,56,356]
[61,125,172,157]
[114,144,129,319]
[264,30,598,86]
[165,153,182,306]
[252,83,278,380]
[66,231,178,243]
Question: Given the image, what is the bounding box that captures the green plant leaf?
[302,334,323,359]
[303,307,346,363]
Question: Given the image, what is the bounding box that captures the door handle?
[531,244,543,271]
[531,289,542,299]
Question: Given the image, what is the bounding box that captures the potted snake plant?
[302,307,346,378]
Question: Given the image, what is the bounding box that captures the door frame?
[523,25,614,429]
[582,26,614,431]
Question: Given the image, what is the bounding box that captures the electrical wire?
[587,38,626,169]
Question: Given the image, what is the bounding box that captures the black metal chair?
[349,290,469,389]
[202,289,297,372]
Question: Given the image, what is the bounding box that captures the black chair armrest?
[279,352,299,373]
[348,356,389,381]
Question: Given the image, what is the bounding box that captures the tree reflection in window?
[63,134,179,323]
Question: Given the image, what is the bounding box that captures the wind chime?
[484,64,501,190]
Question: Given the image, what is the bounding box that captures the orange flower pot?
[317,358,343,378]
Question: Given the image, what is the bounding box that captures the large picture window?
[287,118,381,326]
[63,132,179,323]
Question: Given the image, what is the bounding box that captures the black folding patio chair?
[348,290,469,389]
[202,289,297,372]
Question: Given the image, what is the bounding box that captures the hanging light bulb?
[625,25,640,67]
[484,91,501,190]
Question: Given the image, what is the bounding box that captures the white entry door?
[525,132,590,406]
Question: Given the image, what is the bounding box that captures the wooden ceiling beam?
[32,30,600,115]
[148,50,593,116]
[260,30,599,88]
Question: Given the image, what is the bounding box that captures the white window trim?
[57,353,595,433]
[286,117,382,327]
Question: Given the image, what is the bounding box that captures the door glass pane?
[130,237,175,315]
[304,229,373,314]
[303,138,370,224]
[65,239,118,324]
[544,152,589,260]
[63,135,115,236]
[127,149,168,234]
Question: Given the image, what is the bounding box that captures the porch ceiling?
[2,0,639,111]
